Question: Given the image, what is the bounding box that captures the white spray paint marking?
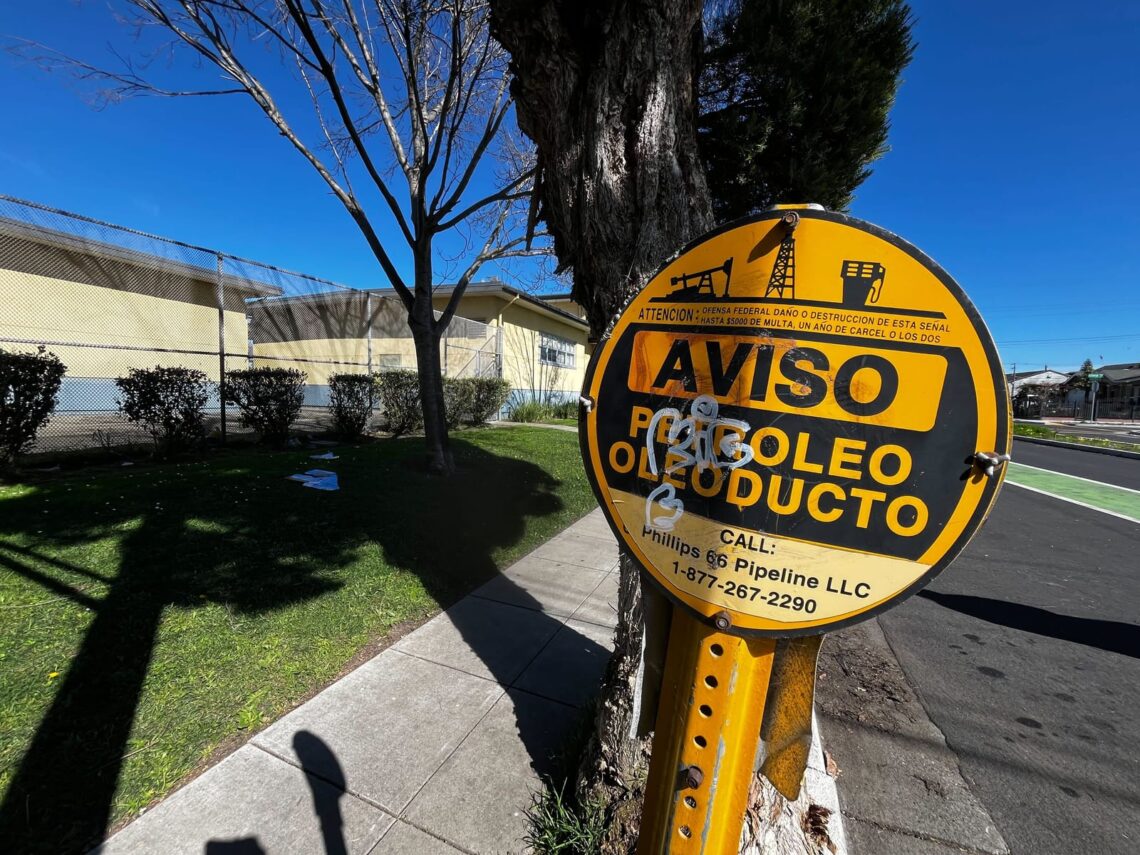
[644,395,752,531]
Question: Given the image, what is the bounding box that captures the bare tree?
[14,0,546,474]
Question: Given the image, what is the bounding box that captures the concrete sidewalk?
[98,510,621,855]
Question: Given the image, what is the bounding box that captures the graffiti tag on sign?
[580,209,1011,636]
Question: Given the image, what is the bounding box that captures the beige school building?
[0,214,277,411]
[247,281,589,408]
[1,207,589,416]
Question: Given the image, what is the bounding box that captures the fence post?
[366,292,373,376]
[496,323,504,378]
[216,253,227,444]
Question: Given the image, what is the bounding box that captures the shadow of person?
[203,838,266,854]
[293,731,348,855]
[0,435,609,853]
[919,590,1140,659]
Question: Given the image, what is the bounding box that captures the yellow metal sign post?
[580,207,1010,853]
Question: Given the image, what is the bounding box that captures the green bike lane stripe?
[1004,462,1140,524]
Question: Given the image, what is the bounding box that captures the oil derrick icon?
[763,213,798,300]
[840,260,886,307]
[668,258,734,299]
[760,210,887,307]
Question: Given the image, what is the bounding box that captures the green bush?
[550,399,579,420]
[511,399,551,424]
[468,377,511,425]
[375,369,423,436]
[443,377,477,430]
[327,373,374,439]
[115,366,212,454]
[224,367,306,446]
[0,346,66,465]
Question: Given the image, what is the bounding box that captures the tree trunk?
[409,253,454,476]
[490,0,714,838]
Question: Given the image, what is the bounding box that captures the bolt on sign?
[581,208,1011,635]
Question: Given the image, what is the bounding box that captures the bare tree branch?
[5,37,245,102]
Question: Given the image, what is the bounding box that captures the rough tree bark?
[491,4,835,852]
[489,0,714,844]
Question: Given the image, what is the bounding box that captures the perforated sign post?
[580,208,1011,853]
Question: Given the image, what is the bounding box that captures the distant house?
[0,215,279,411]
[1005,369,1072,418]
[1094,363,1140,419]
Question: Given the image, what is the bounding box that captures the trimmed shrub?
[115,366,212,454]
[443,377,477,430]
[225,367,305,446]
[327,373,374,439]
[510,400,551,424]
[0,346,66,465]
[375,369,423,436]
[550,399,579,420]
[468,377,511,425]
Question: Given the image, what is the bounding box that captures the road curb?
[1013,434,1140,460]
[808,712,849,855]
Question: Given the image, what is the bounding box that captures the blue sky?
[1,0,1138,371]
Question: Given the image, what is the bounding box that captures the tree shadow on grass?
[0,435,607,853]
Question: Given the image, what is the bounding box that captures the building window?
[539,333,576,368]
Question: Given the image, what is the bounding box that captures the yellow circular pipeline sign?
[581,209,1011,636]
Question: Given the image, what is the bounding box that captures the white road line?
[1008,461,1140,496]
[1004,480,1140,524]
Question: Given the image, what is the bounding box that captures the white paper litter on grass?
[286,469,340,491]
[310,452,339,460]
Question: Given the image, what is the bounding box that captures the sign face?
[581,209,1011,636]
[1088,373,1104,380]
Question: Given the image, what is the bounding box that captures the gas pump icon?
[840,260,886,308]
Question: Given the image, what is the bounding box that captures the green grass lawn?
[1013,422,1140,451]
[544,417,579,428]
[0,427,595,854]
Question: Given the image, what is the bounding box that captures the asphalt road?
[1012,438,1140,491]
[878,446,1140,855]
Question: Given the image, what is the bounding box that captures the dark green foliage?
[327,373,374,439]
[376,373,509,432]
[550,399,579,420]
[115,366,212,455]
[375,369,424,436]
[699,0,915,218]
[468,377,512,425]
[1068,358,1096,393]
[224,367,306,446]
[511,400,551,424]
[0,346,66,465]
[443,377,477,430]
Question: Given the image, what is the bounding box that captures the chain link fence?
[0,196,500,457]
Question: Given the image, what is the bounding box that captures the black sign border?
[579,208,1011,638]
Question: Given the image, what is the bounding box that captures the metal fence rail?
[0,196,500,456]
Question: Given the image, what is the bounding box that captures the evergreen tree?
[699,0,915,219]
